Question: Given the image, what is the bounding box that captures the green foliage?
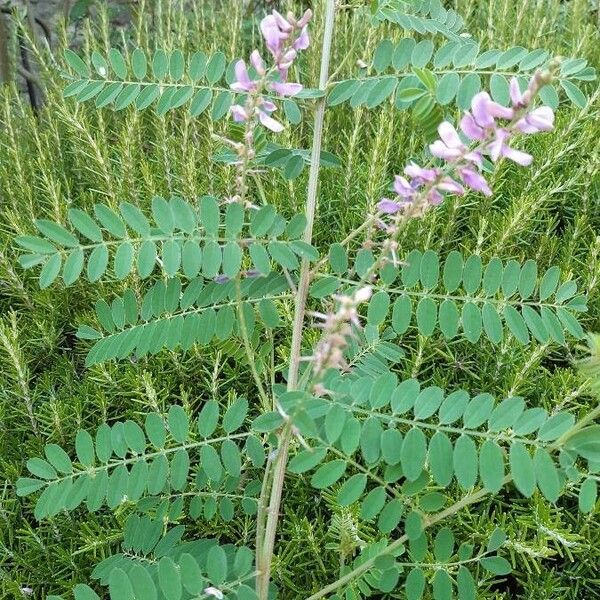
[323,248,586,344]
[370,0,466,41]
[3,0,600,599]
[16,401,261,521]
[17,197,315,288]
[328,35,595,137]
[80,274,290,365]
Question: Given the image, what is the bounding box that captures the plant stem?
[255,2,337,597]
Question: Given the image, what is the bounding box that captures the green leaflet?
[351,250,585,345]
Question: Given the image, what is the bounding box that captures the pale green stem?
[255,2,337,598]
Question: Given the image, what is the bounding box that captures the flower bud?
[298,9,313,28]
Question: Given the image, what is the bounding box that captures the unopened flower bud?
[298,9,313,28]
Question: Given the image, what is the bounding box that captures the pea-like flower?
[377,70,555,219]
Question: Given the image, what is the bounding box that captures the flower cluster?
[309,287,373,389]
[230,9,312,133]
[378,70,556,218]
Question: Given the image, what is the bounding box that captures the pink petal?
[293,27,310,51]
[261,16,285,53]
[509,77,523,107]
[428,189,444,204]
[231,60,255,92]
[270,81,303,97]
[261,99,277,112]
[526,106,554,131]
[405,162,438,182]
[250,50,266,75]
[230,104,249,122]
[438,177,465,195]
[259,110,284,132]
[488,129,509,161]
[378,198,404,214]
[393,175,413,198]
[429,140,463,160]
[486,100,514,120]
[503,146,533,166]
[459,167,492,196]
[273,10,293,32]
[438,122,463,148]
[471,92,495,128]
[460,113,486,140]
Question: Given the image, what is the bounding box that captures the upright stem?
[255,2,337,597]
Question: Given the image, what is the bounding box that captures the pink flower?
[250,50,266,76]
[460,112,486,140]
[257,101,284,132]
[404,163,438,183]
[230,104,250,122]
[488,128,533,165]
[515,106,554,133]
[509,77,532,109]
[393,175,414,198]
[269,81,303,97]
[437,176,464,195]
[471,92,514,128]
[378,198,405,214]
[459,167,492,196]
[231,60,257,93]
[261,13,291,55]
[293,27,310,51]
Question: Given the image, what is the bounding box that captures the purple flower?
[509,77,532,109]
[293,27,310,51]
[257,103,284,132]
[393,175,415,198]
[250,50,266,76]
[261,13,291,55]
[471,92,514,128]
[460,112,486,141]
[377,198,406,214]
[437,176,464,195]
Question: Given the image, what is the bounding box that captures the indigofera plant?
[13,2,599,600]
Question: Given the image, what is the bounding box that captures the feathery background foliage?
[1,0,600,598]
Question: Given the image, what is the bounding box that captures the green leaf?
[416,297,437,336]
[509,442,536,497]
[168,405,189,443]
[479,440,504,492]
[401,427,427,481]
[338,473,367,506]
[405,567,426,600]
[158,556,182,600]
[453,435,478,489]
[206,545,227,584]
[39,254,62,288]
[44,444,72,474]
[64,49,90,77]
[561,80,587,108]
[108,48,128,79]
[74,584,101,600]
[480,556,512,575]
[310,459,347,489]
[578,478,597,513]
[109,567,135,600]
[534,447,560,502]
